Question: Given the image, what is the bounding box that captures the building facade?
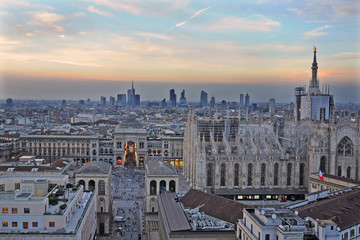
[75,161,112,235]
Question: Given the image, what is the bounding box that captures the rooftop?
[181,189,250,224]
[295,186,360,230]
[76,161,111,175]
[146,159,178,176]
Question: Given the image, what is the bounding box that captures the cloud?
[0,0,54,10]
[137,32,172,41]
[334,51,360,59]
[168,6,211,31]
[27,11,66,32]
[209,15,280,32]
[87,5,112,16]
[84,0,143,15]
[304,25,332,38]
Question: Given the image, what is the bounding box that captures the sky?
[0,0,359,103]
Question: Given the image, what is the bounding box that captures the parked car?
[114,216,125,222]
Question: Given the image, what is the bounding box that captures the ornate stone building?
[75,161,112,235]
[183,48,360,200]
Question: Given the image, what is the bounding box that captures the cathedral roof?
[146,159,177,176]
[76,161,111,175]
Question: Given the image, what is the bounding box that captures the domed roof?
[77,161,111,175]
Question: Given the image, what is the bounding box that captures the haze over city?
[0,0,359,102]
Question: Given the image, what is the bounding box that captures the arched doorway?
[116,156,122,165]
[124,141,137,167]
[78,180,85,187]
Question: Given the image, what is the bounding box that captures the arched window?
[98,180,105,195]
[220,163,226,187]
[150,180,156,195]
[274,163,279,186]
[234,163,239,187]
[169,180,176,192]
[337,137,353,156]
[78,180,85,187]
[160,180,166,193]
[337,166,342,177]
[320,156,326,173]
[247,163,253,186]
[346,166,351,178]
[206,163,212,187]
[299,163,305,186]
[287,163,292,186]
[88,180,95,191]
[261,163,266,186]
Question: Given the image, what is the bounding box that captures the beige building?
[145,159,179,213]
[0,175,96,240]
[308,172,360,193]
[75,161,112,235]
[237,208,307,240]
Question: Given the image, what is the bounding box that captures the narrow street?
[109,166,145,240]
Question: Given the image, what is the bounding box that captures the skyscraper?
[6,98,13,107]
[179,90,187,105]
[127,80,136,106]
[109,96,115,107]
[200,90,208,107]
[240,94,244,106]
[245,93,250,107]
[117,94,126,106]
[269,98,275,115]
[210,96,215,108]
[100,96,106,106]
[134,94,140,106]
[170,89,176,107]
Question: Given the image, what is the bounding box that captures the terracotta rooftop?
[180,189,250,224]
[295,187,360,230]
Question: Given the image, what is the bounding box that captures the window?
[32,222,38,228]
[220,163,226,186]
[261,163,266,186]
[265,234,270,240]
[15,183,20,190]
[0,184,4,191]
[2,208,8,213]
[338,166,342,177]
[12,208,17,214]
[337,137,353,156]
[287,163,292,186]
[320,156,326,173]
[116,141,122,149]
[258,232,261,239]
[23,222,28,229]
[49,221,55,227]
[346,166,351,178]
[248,163,253,186]
[98,180,105,195]
[274,163,279,186]
[206,163,212,186]
[12,222,17,227]
[150,180,157,195]
[238,229,242,239]
[234,163,239,186]
[24,208,30,214]
[2,221,8,227]
[350,229,355,237]
[299,163,305,186]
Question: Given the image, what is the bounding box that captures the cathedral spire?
[308,46,321,95]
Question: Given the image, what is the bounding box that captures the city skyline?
[1,0,359,103]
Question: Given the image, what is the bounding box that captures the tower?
[308,46,321,95]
